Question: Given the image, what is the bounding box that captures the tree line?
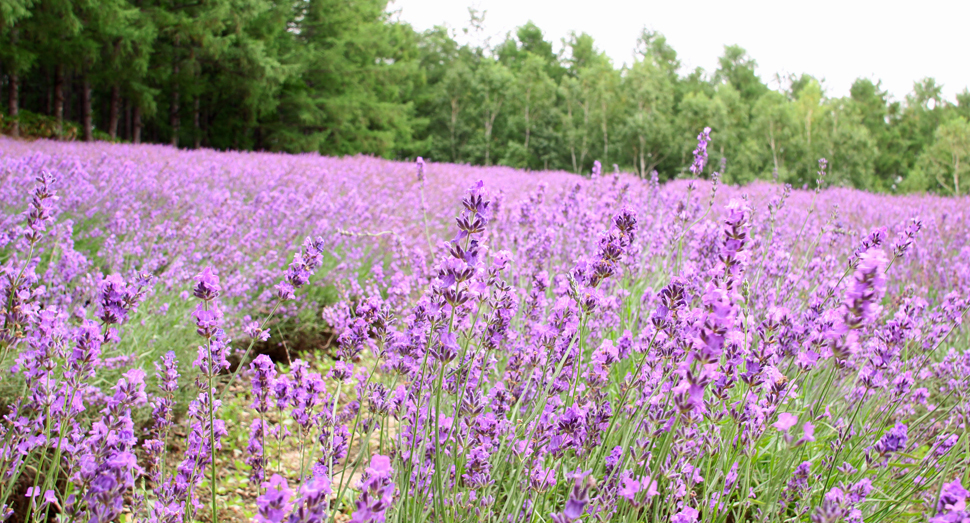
[1,0,969,193]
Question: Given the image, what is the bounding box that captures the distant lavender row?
[1,138,966,319]
[0,139,587,330]
[1,137,969,523]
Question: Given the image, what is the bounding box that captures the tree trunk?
[133,105,142,144]
[82,68,93,141]
[450,97,459,162]
[601,99,609,165]
[46,69,52,115]
[567,105,577,174]
[193,96,201,148]
[484,100,502,167]
[124,98,131,141]
[108,84,121,139]
[484,123,491,166]
[806,108,813,152]
[170,36,180,147]
[768,121,779,175]
[67,71,74,122]
[523,88,531,152]
[53,65,65,136]
[8,29,19,138]
[8,72,18,138]
[639,136,646,178]
[955,155,961,196]
[170,84,180,146]
[579,100,590,172]
[483,92,491,166]
[203,105,209,148]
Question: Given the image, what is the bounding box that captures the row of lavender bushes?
[1,132,970,523]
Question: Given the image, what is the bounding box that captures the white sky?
[387,0,970,104]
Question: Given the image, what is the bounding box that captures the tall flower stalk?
[192,267,230,523]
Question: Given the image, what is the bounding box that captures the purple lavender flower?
[672,506,699,523]
[815,157,828,192]
[148,351,179,468]
[773,413,798,432]
[256,474,294,523]
[251,354,278,413]
[247,419,268,484]
[350,455,396,523]
[690,127,711,175]
[892,217,922,259]
[97,273,150,326]
[18,169,58,245]
[720,198,749,286]
[287,474,332,523]
[874,423,908,456]
[936,480,969,514]
[550,470,594,523]
[797,423,816,445]
[529,464,557,492]
[245,320,272,342]
[844,248,888,327]
[98,274,131,325]
[194,266,221,301]
[617,472,658,507]
[70,368,147,523]
[812,487,848,523]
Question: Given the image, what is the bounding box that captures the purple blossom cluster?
[0,135,969,523]
[690,127,711,176]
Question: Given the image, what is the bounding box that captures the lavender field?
[1,135,969,523]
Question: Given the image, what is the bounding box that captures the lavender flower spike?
[690,127,712,175]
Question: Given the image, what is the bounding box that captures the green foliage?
[715,45,768,104]
[916,116,970,195]
[0,6,966,193]
[1,108,78,139]
[620,52,676,177]
[270,0,420,156]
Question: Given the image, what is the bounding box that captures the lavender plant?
[0,135,968,523]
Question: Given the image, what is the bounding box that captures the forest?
[1,0,969,193]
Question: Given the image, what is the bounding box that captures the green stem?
[204,300,219,523]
